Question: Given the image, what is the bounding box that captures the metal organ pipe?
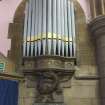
[34,0,38,56]
[61,0,65,56]
[57,0,62,56]
[52,0,57,56]
[42,0,47,55]
[23,2,28,56]
[23,0,76,57]
[47,0,52,55]
[27,0,32,56]
[68,1,72,57]
[64,0,69,57]
[71,2,76,57]
[31,0,35,56]
[38,0,43,56]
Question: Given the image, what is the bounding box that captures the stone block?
[71,79,99,86]
[64,84,99,98]
[64,98,92,105]
[24,97,35,105]
[64,97,100,105]
[75,65,89,76]
[96,36,105,48]
[75,65,98,77]
[98,65,105,77]
[91,98,100,105]
[88,65,98,75]
[18,98,25,105]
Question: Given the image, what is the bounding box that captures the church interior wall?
[11,1,101,105]
[62,1,100,105]
[4,0,101,105]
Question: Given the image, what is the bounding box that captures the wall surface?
[63,1,99,105]
[17,1,100,105]
[0,0,100,105]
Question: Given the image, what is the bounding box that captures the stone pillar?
[89,0,105,18]
[89,15,105,105]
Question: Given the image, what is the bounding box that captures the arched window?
[23,0,76,57]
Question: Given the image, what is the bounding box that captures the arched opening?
[8,0,86,68]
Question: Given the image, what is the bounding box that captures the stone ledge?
[74,75,99,80]
[0,72,24,81]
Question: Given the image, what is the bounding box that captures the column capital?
[89,15,105,39]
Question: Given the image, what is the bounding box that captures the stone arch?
[8,0,86,68]
[13,0,86,23]
[76,0,91,22]
[74,0,96,67]
[13,0,26,23]
[8,0,26,69]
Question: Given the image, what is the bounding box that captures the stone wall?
[64,79,100,105]
[62,1,100,105]
[89,16,105,105]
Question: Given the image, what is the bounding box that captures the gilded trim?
[23,33,73,42]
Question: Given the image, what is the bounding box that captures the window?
[0,62,5,72]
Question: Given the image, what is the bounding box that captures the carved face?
[36,72,59,94]
[37,78,55,94]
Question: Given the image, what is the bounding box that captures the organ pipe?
[31,0,35,56]
[23,2,28,56]
[71,2,76,57]
[47,0,52,55]
[68,1,72,57]
[34,0,38,56]
[42,0,47,55]
[52,0,57,55]
[38,0,42,55]
[61,0,65,56]
[57,0,61,56]
[23,0,76,58]
[27,0,32,56]
[64,0,69,56]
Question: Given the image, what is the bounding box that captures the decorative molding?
[75,75,99,80]
[22,55,76,103]
[89,15,105,39]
